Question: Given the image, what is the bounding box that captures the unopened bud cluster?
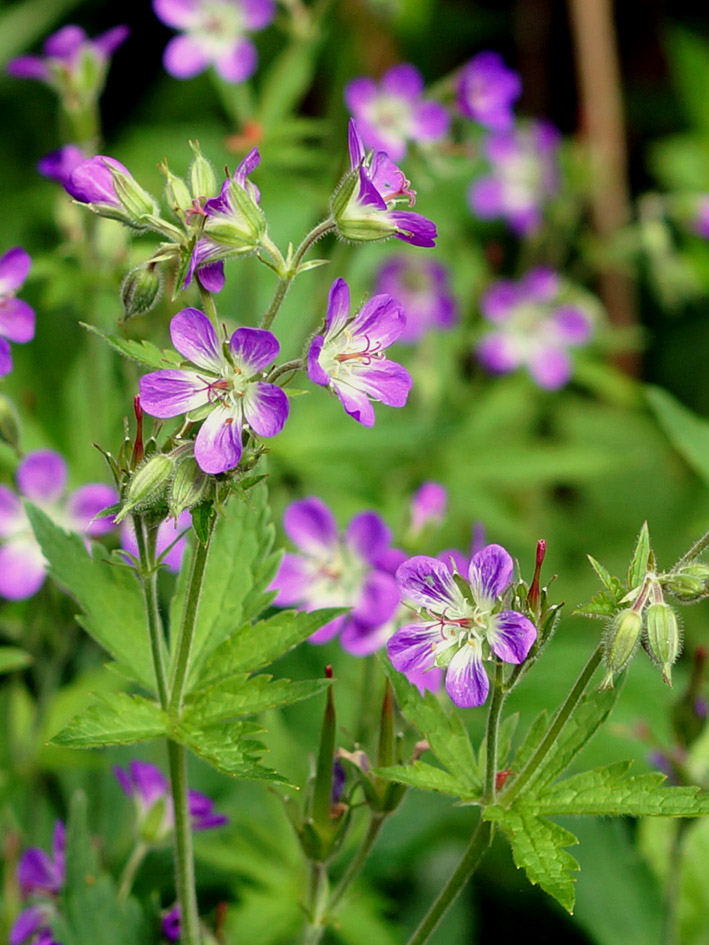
[115,444,213,524]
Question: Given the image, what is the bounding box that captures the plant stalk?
[168,740,201,945]
[483,662,506,803]
[117,841,149,902]
[134,517,169,707]
[327,813,386,914]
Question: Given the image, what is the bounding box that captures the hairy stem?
[198,284,219,329]
[302,861,329,945]
[134,517,169,707]
[327,813,386,914]
[483,662,506,803]
[673,528,709,571]
[168,740,201,945]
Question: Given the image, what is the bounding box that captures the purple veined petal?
[309,614,345,644]
[357,166,389,210]
[0,485,23,537]
[17,450,66,504]
[480,280,519,323]
[340,616,392,657]
[37,145,86,187]
[445,643,489,707]
[477,333,520,374]
[387,621,448,674]
[196,260,225,293]
[170,307,223,371]
[129,760,169,806]
[153,0,199,28]
[388,211,437,248]
[234,146,261,183]
[410,481,447,533]
[9,905,47,945]
[284,497,337,555]
[325,277,351,336]
[488,610,537,664]
[215,38,258,83]
[194,403,243,473]
[270,552,310,606]
[346,511,392,564]
[405,664,443,695]
[163,34,211,79]
[6,56,49,81]
[183,238,222,289]
[331,379,376,427]
[468,543,513,606]
[368,151,412,203]
[242,0,276,29]
[468,176,504,219]
[92,24,130,58]
[412,100,450,142]
[348,119,366,168]
[348,360,413,408]
[139,369,209,418]
[381,63,424,100]
[351,568,400,627]
[43,25,86,60]
[0,247,31,296]
[374,545,407,574]
[527,345,572,390]
[65,156,127,206]
[350,293,406,349]
[0,537,46,600]
[522,266,559,303]
[344,76,378,113]
[0,338,11,376]
[550,305,592,346]
[307,335,330,388]
[0,298,35,344]
[243,382,289,437]
[66,483,119,536]
[229,326,279,374]
[396,555,466,613]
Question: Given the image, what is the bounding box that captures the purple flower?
[307,278,412,427]
[0,451,118,601]
[476,267,594,390]
[139,308,288,474]
[0,247,35,376]
[691,196,709,239]
[409,482,447,536]
[373,256,457,344]
[469,120,561,235]
[344,63,449,162]
[7,24,128,99]
[115,761,228,842]
[65,156,157,226]
[457,52,521,131]
[37,145,86,188]
[162,905,181,942]
[270,497,401,654]
[387,544,537,707]
[153,0,275,83]
[121,511,192,573]
[332,120,437,247]
[10,822,65,945]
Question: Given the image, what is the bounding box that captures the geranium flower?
[271,497,401,653]
[332,120,437,247]
[373,256,457,344]
[153,0,275,83]
[37,145,86,188]
[307,277,412,427]
[457,51,521,131]
[477,267,594,389]
[388,544,537,707]
[139,308,288,474]
[344,63,449,162]
[0,247,35,376]
[0,451,118,601]
[10,822,65,945]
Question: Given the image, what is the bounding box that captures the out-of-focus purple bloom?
[410,482,447,536]
[121,511,192,573]
[0,451,118,601]
[270,497,401,654]
[0,247,35,376]
[477,267,594,390]
[162,905,181,942]
[374,257,457,344]
[10,822,65,945]
[388,544,537,707]
[691,197,709,239]
[7,24,128,100]
[469,120,561,235]
[457,52,521,131]
[308,277,412,427]
[333,120,437,247]
[139,308,288,474]
[37,145,86,188]
[115,761,228,842]
[344,63,449,162]
[153,0,275,83]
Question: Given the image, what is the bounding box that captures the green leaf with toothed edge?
[174,719,288,783]
[50,693,167,748]
[628,521,652,589]
[372,760,479,801]
[183,674,330,726]
[80,322,182,369]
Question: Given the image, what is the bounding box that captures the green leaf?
[587,555,624,597]
[0,646,32,674]
[81,323,182,369]
[628,522,651,589]
[373,760,477,800]
[195,608,346,687]
[184,674,330,726]
[51,693,166,748]
[26,505,155,690]
[175,719,287,783]
[483,805,579,913]
[646,385,709,487]
[574,591,621,620]
[666,30,709,135]
[512,710,548,771]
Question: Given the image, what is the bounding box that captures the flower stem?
[302,861,329,945]
[673,528,709,571]
[117,841,149,902]
[134,517,169,707]
[483,662,506,803]
[405,817,493,945]
[198,285,219,329]
[327,813,386,913]
[168,739,201,945]
[500,644,603,805]
[260,219,335,330]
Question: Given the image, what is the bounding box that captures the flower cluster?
[373,256,457,344]
[457,51,521,131]
[476,267,594,390]
[469,119,560,235]
[0,248,35,377]
[388,544,537,707]
[344,63,449,162]
[10,821,65,945]
[0,450,117,601]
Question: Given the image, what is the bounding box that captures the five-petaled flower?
[139,308,289,475]
[387,544,537,707]
[332,120,437,247]
[308,277,412,427]
[344,63,449,162]
[457,51,521,131]
[374,256,457,344]
[10,821,65,945]
[0,247,35,377]
[153,0,275,83]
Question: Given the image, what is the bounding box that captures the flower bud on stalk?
[169,451,212,519]
[646,602,682,686]
[601,609,643,689]
[663,564,709,602]
[189,141,217,200]
[121,264,163,318]
[115,453,174,522]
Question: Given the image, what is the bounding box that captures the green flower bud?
[116,453,174,522]
[120,264,163,317]
[169,452,212,518]
[601,609,642,688]
[189,141,217,199]
[332,168,399,243]
[663,564,709,602]
[0,394,21,450]
[202,178,266,252]
[646,602,682,686]
[162,166,192,217]
[108,165,159,224]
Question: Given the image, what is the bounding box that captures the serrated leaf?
[184,674,330,725]
[175,719,287,783]
[628,522,651,589]
[373,760,477,800]
[81,323,181,369]
[0,646,32,674]
[26,505,155,690]
[51,693,166,747]
[574,591,619,619]
[483,806,579,913]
